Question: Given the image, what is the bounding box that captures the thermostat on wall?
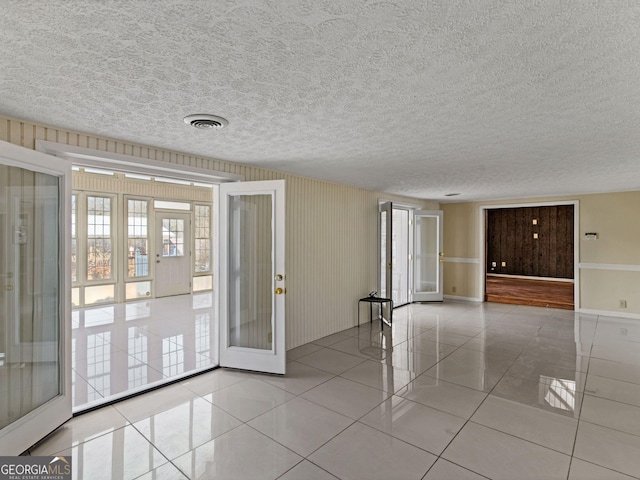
[584,232,598,240]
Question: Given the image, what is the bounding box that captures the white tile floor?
[29,301,640,479]
[71,293,216,411]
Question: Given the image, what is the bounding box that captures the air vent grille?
[183,114,228,130]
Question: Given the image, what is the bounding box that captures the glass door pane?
[413,210,444,302]
[219,180,285,374]
[228,194,272,350]
[392,208,410,306]
[0,141,71,455]
[379,202,392,299]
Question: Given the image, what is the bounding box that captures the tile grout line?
[420,321,540,479]
[566,313,596,480]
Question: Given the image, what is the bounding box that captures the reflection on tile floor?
[72,293,216,411]
[33,301,640,479]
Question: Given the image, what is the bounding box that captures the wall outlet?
[501,261,506,267]
[452,286,457,293]
[619,300,627,308]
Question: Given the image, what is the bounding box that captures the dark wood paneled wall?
[486,205,574,279]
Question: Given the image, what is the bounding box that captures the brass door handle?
[275,287,285,295]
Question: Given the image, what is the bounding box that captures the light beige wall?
[0,115,434,348]
[442,191,640,316]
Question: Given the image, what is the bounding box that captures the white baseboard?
[444,295,483,303]
[578,308,640,320]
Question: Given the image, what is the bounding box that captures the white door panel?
[0,140,72,455]
[219,180,285,374]
[155,212,191,298]
[380,202,392,300]
[413,210,444,302]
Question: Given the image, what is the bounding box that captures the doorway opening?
[36,140,243,413]
[68,166,217,411]
[480,202,579,310]
[4,140,286,452]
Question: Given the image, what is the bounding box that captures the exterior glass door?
[218,180,285,374]
[0,141,71,455]
[413,210,444,302]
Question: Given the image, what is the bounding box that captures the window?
[194,205,211,273]
[127,199,149,277]
[162,219,185,257]
[87,196,112,280]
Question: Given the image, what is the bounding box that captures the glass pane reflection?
[0,165,61,430]
[71,294,216,412]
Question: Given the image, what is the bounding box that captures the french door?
[413,210,443,302]
[380,203,412,306]
[0,140,71,455]
[379,204,443,305]
[218,180,286,374]
[380,202,392,300]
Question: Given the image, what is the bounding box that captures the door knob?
[275,287,285,295]
[275,274,284,281]
[156,260,160,263]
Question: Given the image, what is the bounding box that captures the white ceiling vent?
[183,114,228,130]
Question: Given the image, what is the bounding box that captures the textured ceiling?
[1,1,640,201]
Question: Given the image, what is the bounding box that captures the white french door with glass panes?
[218,180,286,374]
[379,202,412,306]
[155,212,191,298]
[0,140,71,455]
[380,204,443,305]
[413,210,443,302]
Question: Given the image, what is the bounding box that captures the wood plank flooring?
[485,275,574,310]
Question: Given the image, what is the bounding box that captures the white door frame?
[478,201,580,309]
[0,140,72,455]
